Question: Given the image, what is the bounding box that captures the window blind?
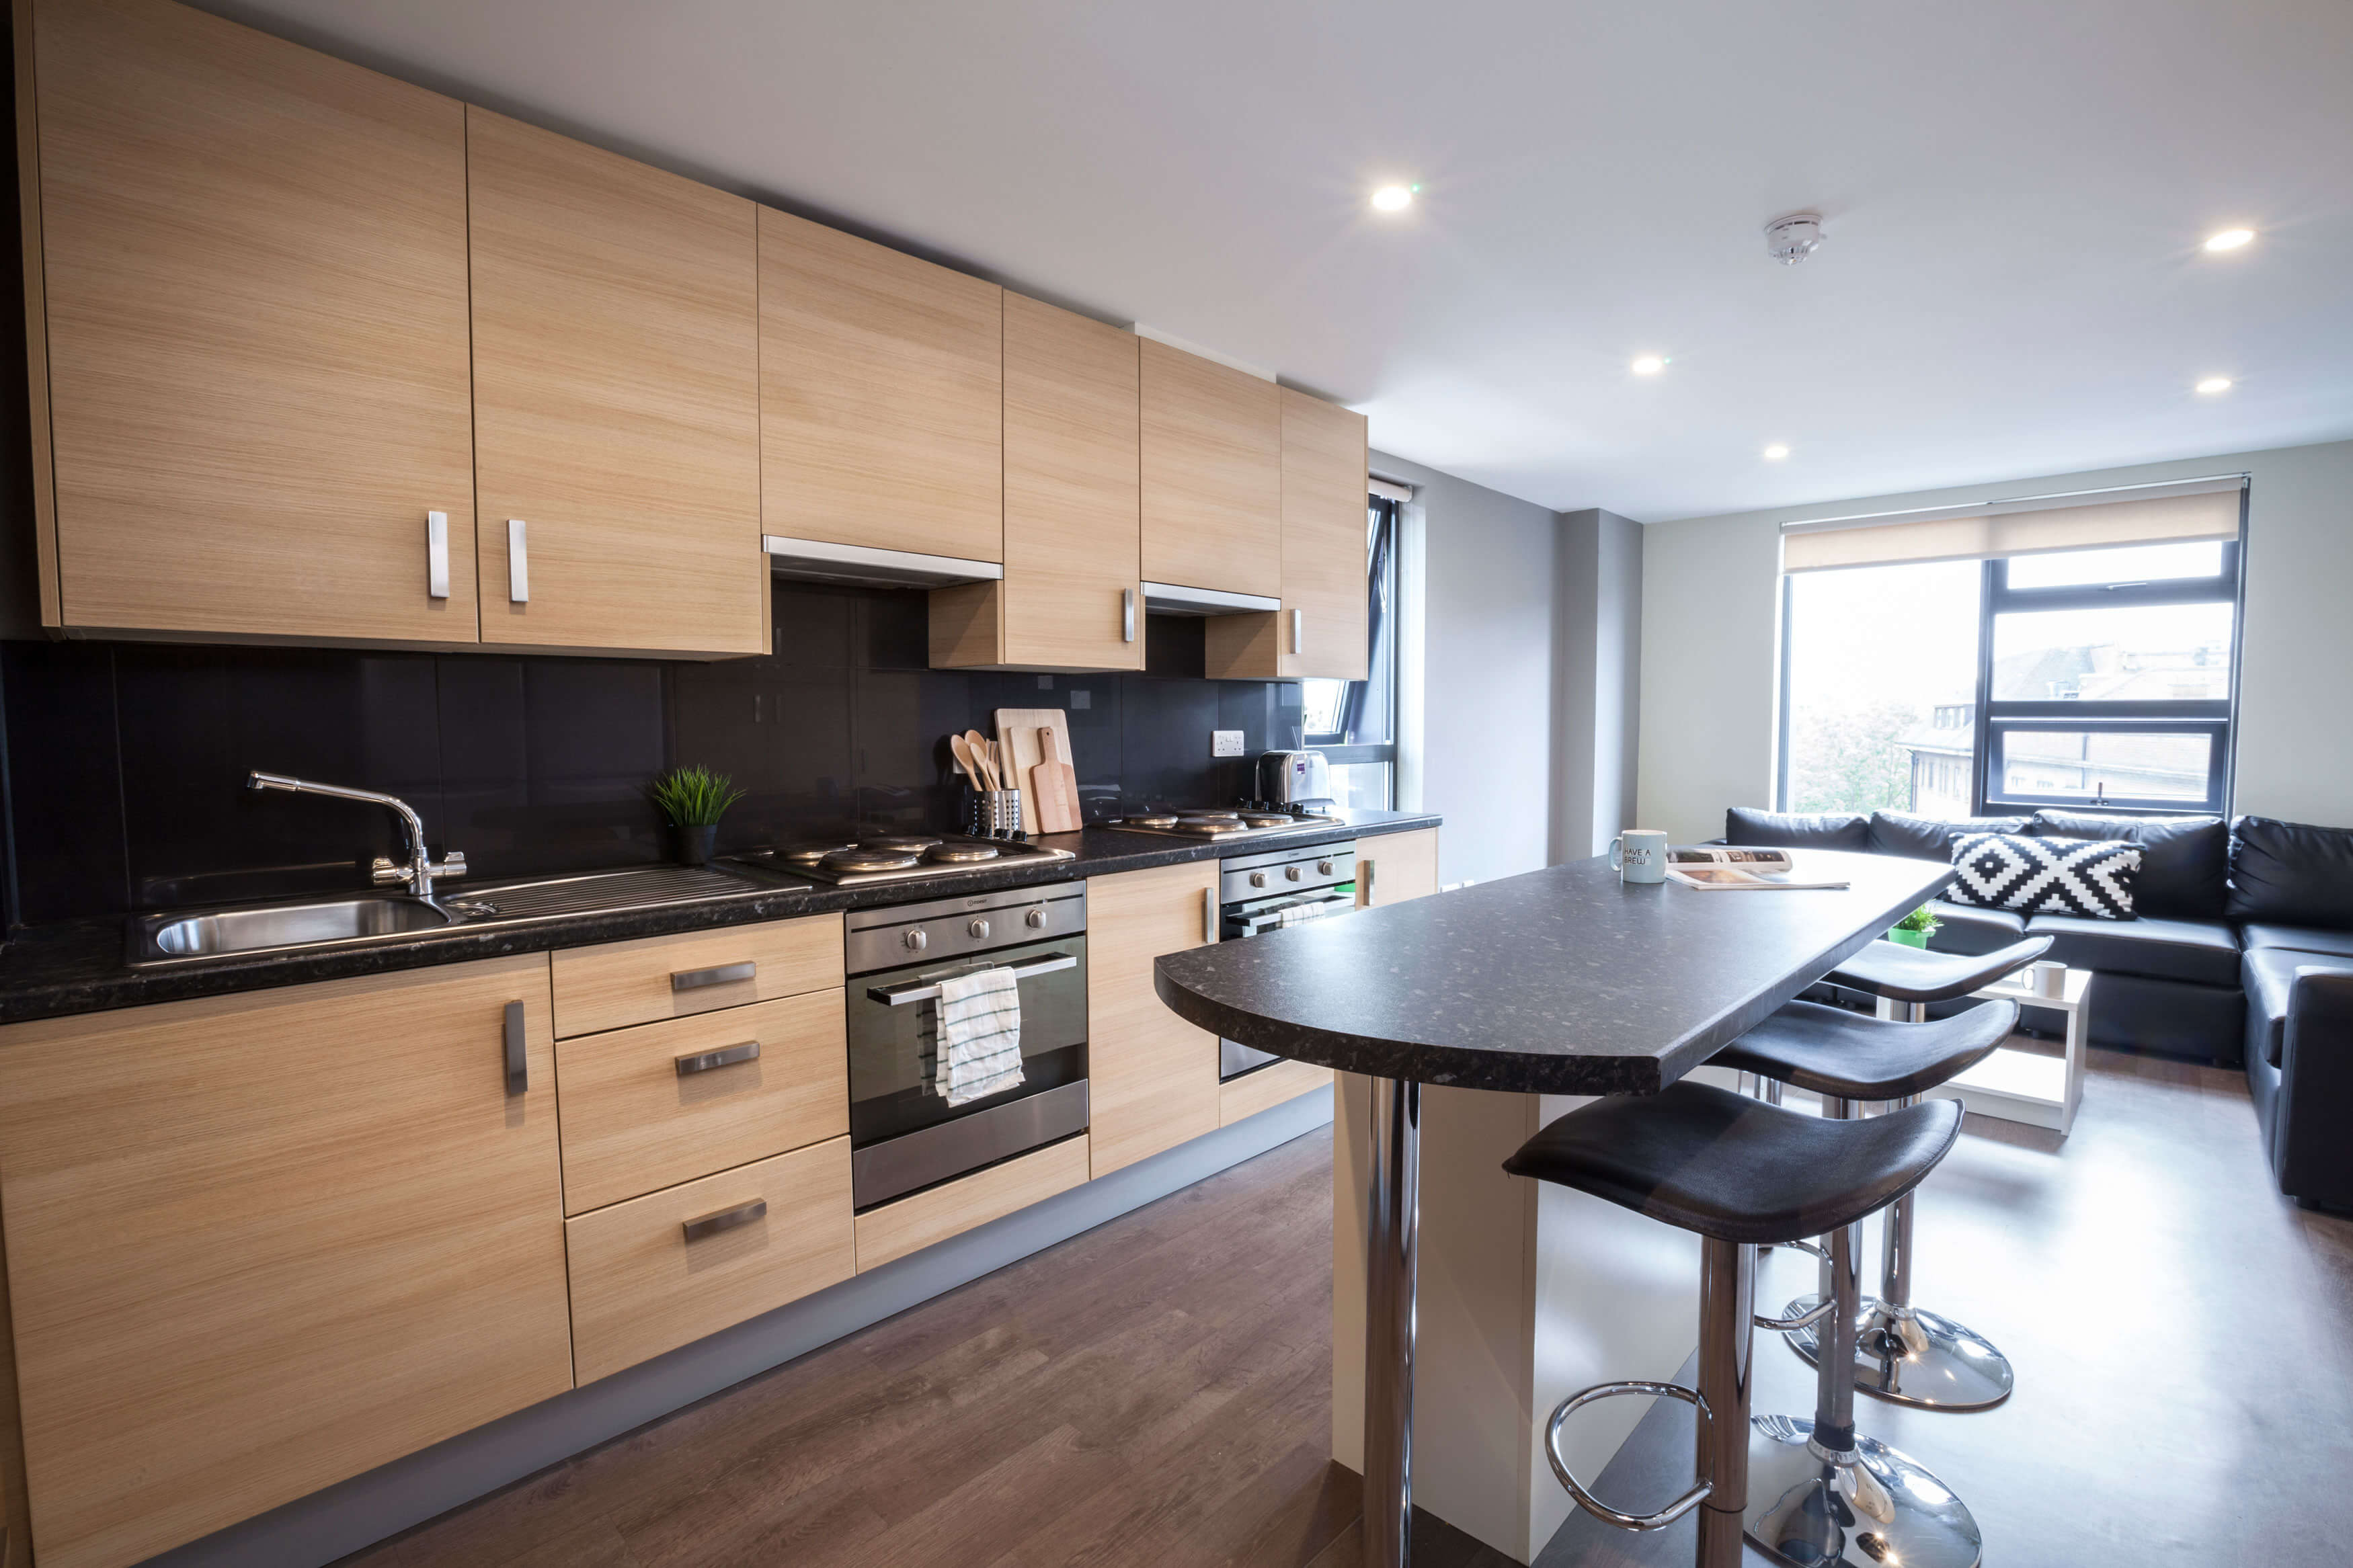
[1780,477,2243,573]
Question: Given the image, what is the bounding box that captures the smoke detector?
[1764,210,1824,265]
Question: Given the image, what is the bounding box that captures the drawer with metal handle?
[551,915,843,1037]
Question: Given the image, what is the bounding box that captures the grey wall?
[1552,508,1644,860]
[1636,437,2353,841]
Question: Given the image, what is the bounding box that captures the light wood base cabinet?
[549,915,844,1038]
[854,1137,1090,1272]
[0,956,571,1568]
[1359,827,1442,906]
[1220,1058,1334,1126]
[1086,861,1222,1177]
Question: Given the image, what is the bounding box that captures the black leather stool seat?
[1715,998,2020,1101]
[1503,1080,1963,1246]
[1827,935,2052,1003]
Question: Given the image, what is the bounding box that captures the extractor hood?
[1140,581,1281,616]
[762,535,1004,591]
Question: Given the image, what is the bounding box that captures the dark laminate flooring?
[343,1048,2353,1568]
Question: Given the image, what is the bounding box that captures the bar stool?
[1714,997,2015,1566]
[1503,1078,1964,1568]
[1813,935,2052,1410]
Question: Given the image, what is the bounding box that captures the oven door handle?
[1236,896,1356,936]
[868,952,1078,1007]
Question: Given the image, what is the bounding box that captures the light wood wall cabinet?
[932,294,1142,671]
[760,208,1004,563]
[467,108,765,657]
[1086,860,1223,1177]
[1204,388,1369,682]
[1360,827,1442,907]
[1140,339,1281,599]
[0,956,571,1568]
[18,0,478,646]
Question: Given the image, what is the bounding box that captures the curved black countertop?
[1153,849,1954,1096]
[0,811,1441,1027]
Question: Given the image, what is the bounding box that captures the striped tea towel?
[932,965,1025,1106]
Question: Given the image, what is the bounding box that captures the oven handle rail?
[868,952,1078,1007]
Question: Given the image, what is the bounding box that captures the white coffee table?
[1899,966,2091,1135]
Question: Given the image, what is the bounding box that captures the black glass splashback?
[0,583,1302,923]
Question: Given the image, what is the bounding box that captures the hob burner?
[1121,813,1181,829]
[860,835,943,852]
[924,843,1000,864]
[820,848,922,872]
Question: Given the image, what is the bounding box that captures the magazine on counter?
[1665,845,1852,891]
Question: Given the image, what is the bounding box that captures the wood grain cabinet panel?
[565,1138,855,1384]
[556,989,850,1214]
[27,0,478,645]
[467,108,764,657]
[853,1136,1090,1272]
[759,207,1003,562]
[1360,827,1442,907]
[1204,388,1368,680]
[1140,339,1280,600]
[0,956,571,1568]
[1220,1057,1333,1126]
[932,294,1141,671]
[1086,861,1222,1177]
[551,915,844,1038]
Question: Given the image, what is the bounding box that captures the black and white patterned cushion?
[1950,833,2141,919]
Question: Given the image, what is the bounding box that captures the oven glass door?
[846,932,1088,1150]
[1218,886,1356,1078]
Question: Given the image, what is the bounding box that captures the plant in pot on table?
[1889,905,1942,949]
[650,765,743,867]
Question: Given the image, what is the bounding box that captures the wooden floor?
[344,1048,2353,1568]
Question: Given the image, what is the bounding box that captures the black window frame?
[1304,496,1401,800]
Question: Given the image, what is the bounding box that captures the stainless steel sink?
[136,896,459,963]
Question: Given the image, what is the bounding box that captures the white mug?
[1609,829,1669,884]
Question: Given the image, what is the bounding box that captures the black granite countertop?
[1153,849,1953,1096]
[0,811,1441,1026]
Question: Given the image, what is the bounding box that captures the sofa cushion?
[1952,833,2140,919]
[2026,913,2241,987]
[2243,947,2353,1067]
[1869,811,2033,862]
[2031,811,2228,921]
[2227,817,2353,930]
[1724,807,1871,851]
[1922,899,2028,958]
[2239,923,2353,960]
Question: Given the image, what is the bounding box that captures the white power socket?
[1211,730,1244,757]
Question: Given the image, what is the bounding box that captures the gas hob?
[731,833,1074,887]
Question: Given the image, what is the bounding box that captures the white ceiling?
[201,0,2353,521]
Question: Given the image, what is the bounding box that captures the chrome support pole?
[1363,1075,1423,1568]
[1695,1237,1755,1568]
[1879,1092,1922,1314]
[1814,1096,1862,1456]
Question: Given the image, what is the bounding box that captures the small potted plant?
[649,765,743,867]
[1889,905,1942,949]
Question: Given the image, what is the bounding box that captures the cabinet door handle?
[1203,886,1217,944]
[682,1198,766,1243]
[1359,860,1375,909]
[508,519,530,603]
[675,1040,761,1076]
[1291,608,1303,655]
[672,959,756,993]
[426,511,450,599]
[502,1000,528,1096]
[1123,587,1137,643]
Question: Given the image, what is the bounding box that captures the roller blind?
[1368,476,1414,503]
[1780,477,2243,573]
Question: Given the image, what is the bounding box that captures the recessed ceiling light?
[1630,354,1667,376]
[1370,184,1415,213]
[2196,376,2233,395]
[2202,228,2255,253]
[1763,443,1790,461]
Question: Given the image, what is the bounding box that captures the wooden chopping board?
[993,707,1068,834]
[1029,725,1082,833]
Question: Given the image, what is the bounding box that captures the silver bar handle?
[870,952,1076,1006]
[1359,859,1376,908]
[675,1040,760,1076]
[1123,587,1137,643]
[508,518,530,603]
[1203,886,1216,944]
[671,959,756,993]
[427,511,450,599]
[681,1198,766,1243]
[502,1000,528,1097]
[1291,608,1303,655]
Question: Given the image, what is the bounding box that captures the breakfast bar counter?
[1154,849,1954,1565]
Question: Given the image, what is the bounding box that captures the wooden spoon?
[963,730,999,789]
[949,733,982,790]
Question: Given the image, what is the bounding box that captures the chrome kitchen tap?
[245,771,467,909]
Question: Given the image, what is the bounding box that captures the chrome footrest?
[1544,1379,1714,1532]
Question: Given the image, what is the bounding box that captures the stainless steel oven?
[1216,839,1359,1081]
[845,882,1088,1210]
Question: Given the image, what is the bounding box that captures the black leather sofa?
[1724,806,2353,1210]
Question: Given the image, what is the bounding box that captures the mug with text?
[1609,829,1669,884]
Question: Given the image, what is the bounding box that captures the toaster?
[1254,749,1333,808]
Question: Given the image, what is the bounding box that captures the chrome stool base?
[1746,1413,1983,1568]
[1782,1294,2016,1411]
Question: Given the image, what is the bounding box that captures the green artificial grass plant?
[649,765,744,828]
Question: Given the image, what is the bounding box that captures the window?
[1780,527,2241,817]
[1303,496,1400,809]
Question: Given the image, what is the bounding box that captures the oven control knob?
[1285,865,1303,882]
[968,918,990,939]
[1025,907,1047,929]
[904,929,928,952]
[1250,871,1269,888]
[1318,859,1335,876]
